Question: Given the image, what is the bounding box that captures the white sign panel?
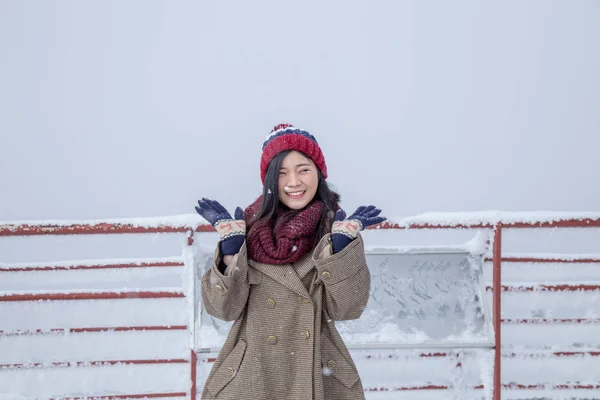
[335,250,492,349]
[196,249,493,351]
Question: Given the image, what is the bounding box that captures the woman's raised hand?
[195,198,245,256]
[331,205,386,254]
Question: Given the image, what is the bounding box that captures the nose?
[286,172,301,187]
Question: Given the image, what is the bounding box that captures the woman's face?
[278,151,319,210]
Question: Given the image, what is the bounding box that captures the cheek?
[309,175,319,192]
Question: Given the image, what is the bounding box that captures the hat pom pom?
[270,123,294,134]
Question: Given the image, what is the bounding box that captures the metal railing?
[1,212,599,399]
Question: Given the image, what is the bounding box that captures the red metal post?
[188,229,197,400]
[191,349,197,400]
[493,225,502,400]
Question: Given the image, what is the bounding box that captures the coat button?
[267,298,276,308]
[321,271,331,279]
[327,360,336,370]
[214,284,224,292]
[267,335,278,345]
[304,330,310,339]
[226,367,236,378]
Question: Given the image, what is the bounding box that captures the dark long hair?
[246,150,340,246]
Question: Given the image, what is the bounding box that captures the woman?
[195,123,386,400]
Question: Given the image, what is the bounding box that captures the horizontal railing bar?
[3,256,597,271]
[0,260,184,272]
[197,341,494,354]
[502,318,600,324]
[49,393,188,400]
[0,224,194,237]
[0,290,185,302]
[199,350,600,364]
[486,284,600,292]
[372,218,600,230]
[363,383,600,391]
[485,256,600,264]
[1,358,189,369]
[0,325,188,337]
[372,222,493,230]
[504,383,600,390]
[402,350,600,358]
[505,351,600,358]
[346,342,494,350]
[500,220,600,228]
[365,385,452,391]
[3,214,600,237]
[502,345,600,352]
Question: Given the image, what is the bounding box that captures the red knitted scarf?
[243,196,323,265]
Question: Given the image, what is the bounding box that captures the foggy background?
[1,0,599,223]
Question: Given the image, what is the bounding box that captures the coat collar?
[292,252,315,279]
[248,254,314,299]
[294,235,332,279]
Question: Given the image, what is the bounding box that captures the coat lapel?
[293,252,316,279]
[249,259,310,299]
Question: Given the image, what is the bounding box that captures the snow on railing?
[0,256,184,272]
[2,210,600,236]
[386,211,600,228]
[1,212,600,400]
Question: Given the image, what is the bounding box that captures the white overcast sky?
[1,0,599,222]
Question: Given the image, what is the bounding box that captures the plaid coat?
[200,233,370,400]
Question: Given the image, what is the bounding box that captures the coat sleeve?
[312,233,371,321]
[200,241,251,321]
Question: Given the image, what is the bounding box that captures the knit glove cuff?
[332,219,363,240]
[216,219,246,256]
[215,219,246,241]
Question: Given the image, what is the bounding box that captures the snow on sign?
[195,248,493,352]
[336,249,493,349]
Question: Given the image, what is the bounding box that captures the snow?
[3,210,600,233]
[500,252,600,261]
[365,230,489,255]
[475,348,494,400]
[0,256,184,270]
[0,330,189,364]
[390,210,600,227]
[1,298,188,331]
[0,214,204,230]
[1,214,600,399]
[0,266,183,293]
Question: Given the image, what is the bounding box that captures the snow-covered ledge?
[1,211,600,236]
[387,211,600,228]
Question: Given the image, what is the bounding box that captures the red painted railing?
[0,220,198,400]
[374,216,600,399]
[2,212,600,399]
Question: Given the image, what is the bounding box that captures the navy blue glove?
[195,198,245,256]
[331,205,386,254]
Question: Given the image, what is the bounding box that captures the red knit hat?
[260,123,327,184]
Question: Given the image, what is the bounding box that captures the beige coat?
[200,233,370,400]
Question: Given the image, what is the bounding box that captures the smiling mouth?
[286,190,306,199]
